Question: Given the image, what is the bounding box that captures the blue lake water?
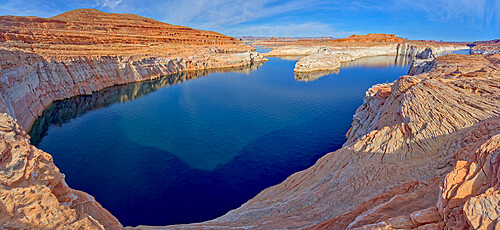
[29,55,412,227]
[441,48,471,55]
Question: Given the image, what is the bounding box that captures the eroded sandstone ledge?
[268,43,468,73]
[1,10,499,230]
[0,114,122,229]
[1,53,499,229]
[0,9,266,129]
[248,34,468,74]
[135,54,500,229]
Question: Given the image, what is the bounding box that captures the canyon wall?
[1,11,497,229]
[0,114,122,229]
[471,45,500,54]
[3,52,498,230]
[0,48,265,129]
[267,43,468,73]
[0,9,265,130]
[0,9,265,229]
[140,54,500,229]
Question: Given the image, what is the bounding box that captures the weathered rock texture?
[0,114,122,229]
[0,9,266,129]
[470,39,500,55]
[471,41,500,54]
[0,9,266,229]
[1,11,498,229]
[267,43,468,73]
[336,34,406,43]
[257,34,467,73]
[135,54,500,229]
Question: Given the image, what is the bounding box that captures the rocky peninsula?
[141,52,500,230]
[1,9,499,230]
[0,9,266,129]
[262,34,469,73]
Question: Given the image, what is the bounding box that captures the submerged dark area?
[30,56,412,227]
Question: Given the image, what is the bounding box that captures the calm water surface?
[30,55,412,227]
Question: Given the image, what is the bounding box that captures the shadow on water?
[28,62,264,145]
[28,56,410,226]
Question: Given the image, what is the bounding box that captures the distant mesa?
[0,8,249,59]
[334,33,406,43]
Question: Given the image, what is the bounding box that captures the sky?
[0,0,498,41]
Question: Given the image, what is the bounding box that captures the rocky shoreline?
[146,53,499,230]
[0,47,266,129]
[2,52,499,230]
[266,43,468,73]
[1,10,499,230]
[0,9,267,130]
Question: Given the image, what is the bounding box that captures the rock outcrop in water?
[0,114,122,229]
[0,9,266,129]
[135,54,500,229]
[256,34,467,74]
[1,9,499,229]
[471,40,500,54]
[266,42,468,73]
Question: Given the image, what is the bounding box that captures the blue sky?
[0,0,498,41]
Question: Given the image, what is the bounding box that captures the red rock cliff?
[0,9,266,129]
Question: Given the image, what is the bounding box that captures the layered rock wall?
[0,10,266,229]
[267,43,468,73]
[0,47,265,129]
[0,114,123,229]
[147,54,500,229]
[0,9,265,129]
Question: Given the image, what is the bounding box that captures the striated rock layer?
[1,10,498,228]
[256,34,468,73]
[0,9,266,129]
[267,43,468,73]
[0,9,265,229]
[136,54,500,229]
[0,114,122,229]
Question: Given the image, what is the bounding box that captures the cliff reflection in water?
[340,55,414,68]
[28,63,263,145]
[294,55,414,82]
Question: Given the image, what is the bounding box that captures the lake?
[30,55,413,227]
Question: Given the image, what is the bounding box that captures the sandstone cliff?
[335,34,406,43]
[471,45,500,55]
[0,114,122,229]
[470,39,500,55]
[1,9,499,229]
[136,54,500,229]
[266,43,468,73]
[0,9,266,229]
[258,34,467,73]
[0,9,266,129]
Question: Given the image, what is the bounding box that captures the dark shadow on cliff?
[28,62,264,145]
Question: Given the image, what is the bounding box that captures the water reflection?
[31,56,410,226]
[252,46,272,54]
[294,55,414,82]
[294,69,340,82]
[340,55,414,68]
[438,49,471,56]
[29,63,264,145]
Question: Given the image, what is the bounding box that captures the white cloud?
[159,0,328,28]
[97,0,123,10]
[0,0,496,38]
[220,22,355,37]
[393,0,498,29]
